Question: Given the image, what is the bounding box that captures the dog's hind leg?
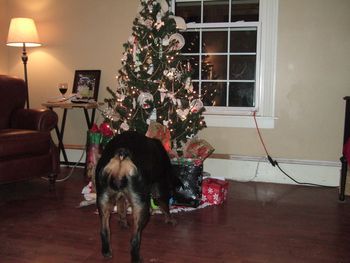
[156,197,177,225]
[153,184,176,225]
[130,200,150,263]
[116,195,129,228]
[97,195,113,258]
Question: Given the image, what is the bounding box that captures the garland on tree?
[102,0,206,151]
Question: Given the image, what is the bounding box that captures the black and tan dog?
[95,131,178,263]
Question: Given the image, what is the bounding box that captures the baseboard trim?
[62,148,341,187]
[204,157,340,187]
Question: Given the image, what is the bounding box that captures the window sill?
[204,114,276,129]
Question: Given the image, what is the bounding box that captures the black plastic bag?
[171,159,203,207]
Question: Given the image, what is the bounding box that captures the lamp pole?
[21,43,29,109]
[6,17,42,109]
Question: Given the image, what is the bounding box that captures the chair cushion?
[0,129,51,159]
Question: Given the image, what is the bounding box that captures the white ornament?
[137,92,154,109]
[157,0,169,13]
[158,86,167,103]
[145,18,153,29]
[120,121,130,131]
[167,92,177,105]
[190,99,204,113]
[176,108,189,121]
[147,64,154,75]
[155,12,164,30]
[128,35,135,44]
[169,15,187,30]
[185,77,194,92]
[176,99,182,107]
[169,33,185,50]
[162,35,170,46]
[163,68,177,80]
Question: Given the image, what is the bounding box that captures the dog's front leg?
[130,201,150,263]
[97,195,113,258]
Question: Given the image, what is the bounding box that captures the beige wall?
[201,0,350,162]
[0,0,8,74]
[2,0,350,162]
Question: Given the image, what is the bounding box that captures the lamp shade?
[6,18,41,47]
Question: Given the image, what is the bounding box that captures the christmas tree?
[103,0,206,151]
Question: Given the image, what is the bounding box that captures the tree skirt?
[78,181,214,214]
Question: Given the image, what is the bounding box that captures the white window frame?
[172,0,278,128]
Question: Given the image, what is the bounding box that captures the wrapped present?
[145,121,172,153]
[202,178,229,205]
[86,130,102,181]
[145,121,214,160]
[183,138,214,161]
[86,122,114,180]
[171,158,203,207]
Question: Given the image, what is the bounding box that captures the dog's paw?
[132,257,143,263]
[102,250,112,258]
[165,217,177,226]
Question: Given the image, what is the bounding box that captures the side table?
[42,101,100,166]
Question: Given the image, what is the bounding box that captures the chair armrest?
[10,108,58,132]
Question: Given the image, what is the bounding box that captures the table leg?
[59,109,69,165]
[83,108,96,129]
[339,156,348,201]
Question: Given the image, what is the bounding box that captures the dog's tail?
[103,149,137,191]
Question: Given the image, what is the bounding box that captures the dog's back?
[96,131,176,196]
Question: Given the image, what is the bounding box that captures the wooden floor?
[0,167,349,263]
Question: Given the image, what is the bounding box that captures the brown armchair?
[0,75,59,186]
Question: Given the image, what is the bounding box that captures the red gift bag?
[202,178,229,205]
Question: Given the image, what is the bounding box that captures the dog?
[95,131,178,262]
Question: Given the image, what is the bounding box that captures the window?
[172,0,278,128]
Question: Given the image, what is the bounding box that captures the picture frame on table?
[72,70,101,101]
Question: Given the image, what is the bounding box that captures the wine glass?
[58,83,68,98]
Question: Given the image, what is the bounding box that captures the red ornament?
[90,123,100,133]
[99,122,113,137]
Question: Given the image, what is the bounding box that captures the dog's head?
[103,150,137,190]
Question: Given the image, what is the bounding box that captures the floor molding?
[204,157,340,187]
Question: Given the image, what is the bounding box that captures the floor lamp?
[6,18,42,109]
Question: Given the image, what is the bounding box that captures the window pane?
[229,55,256,80]
[229,82,255,107]
[203,0,229,23]
[175,1,201,23]
[182,31,200,53]
[202,55,227,80]
[231,0,259,22]
[230,29,257,52]
[192,81,199,94]
[202,30,228,53]
[202,82,227,106]
[182,55,200,80]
